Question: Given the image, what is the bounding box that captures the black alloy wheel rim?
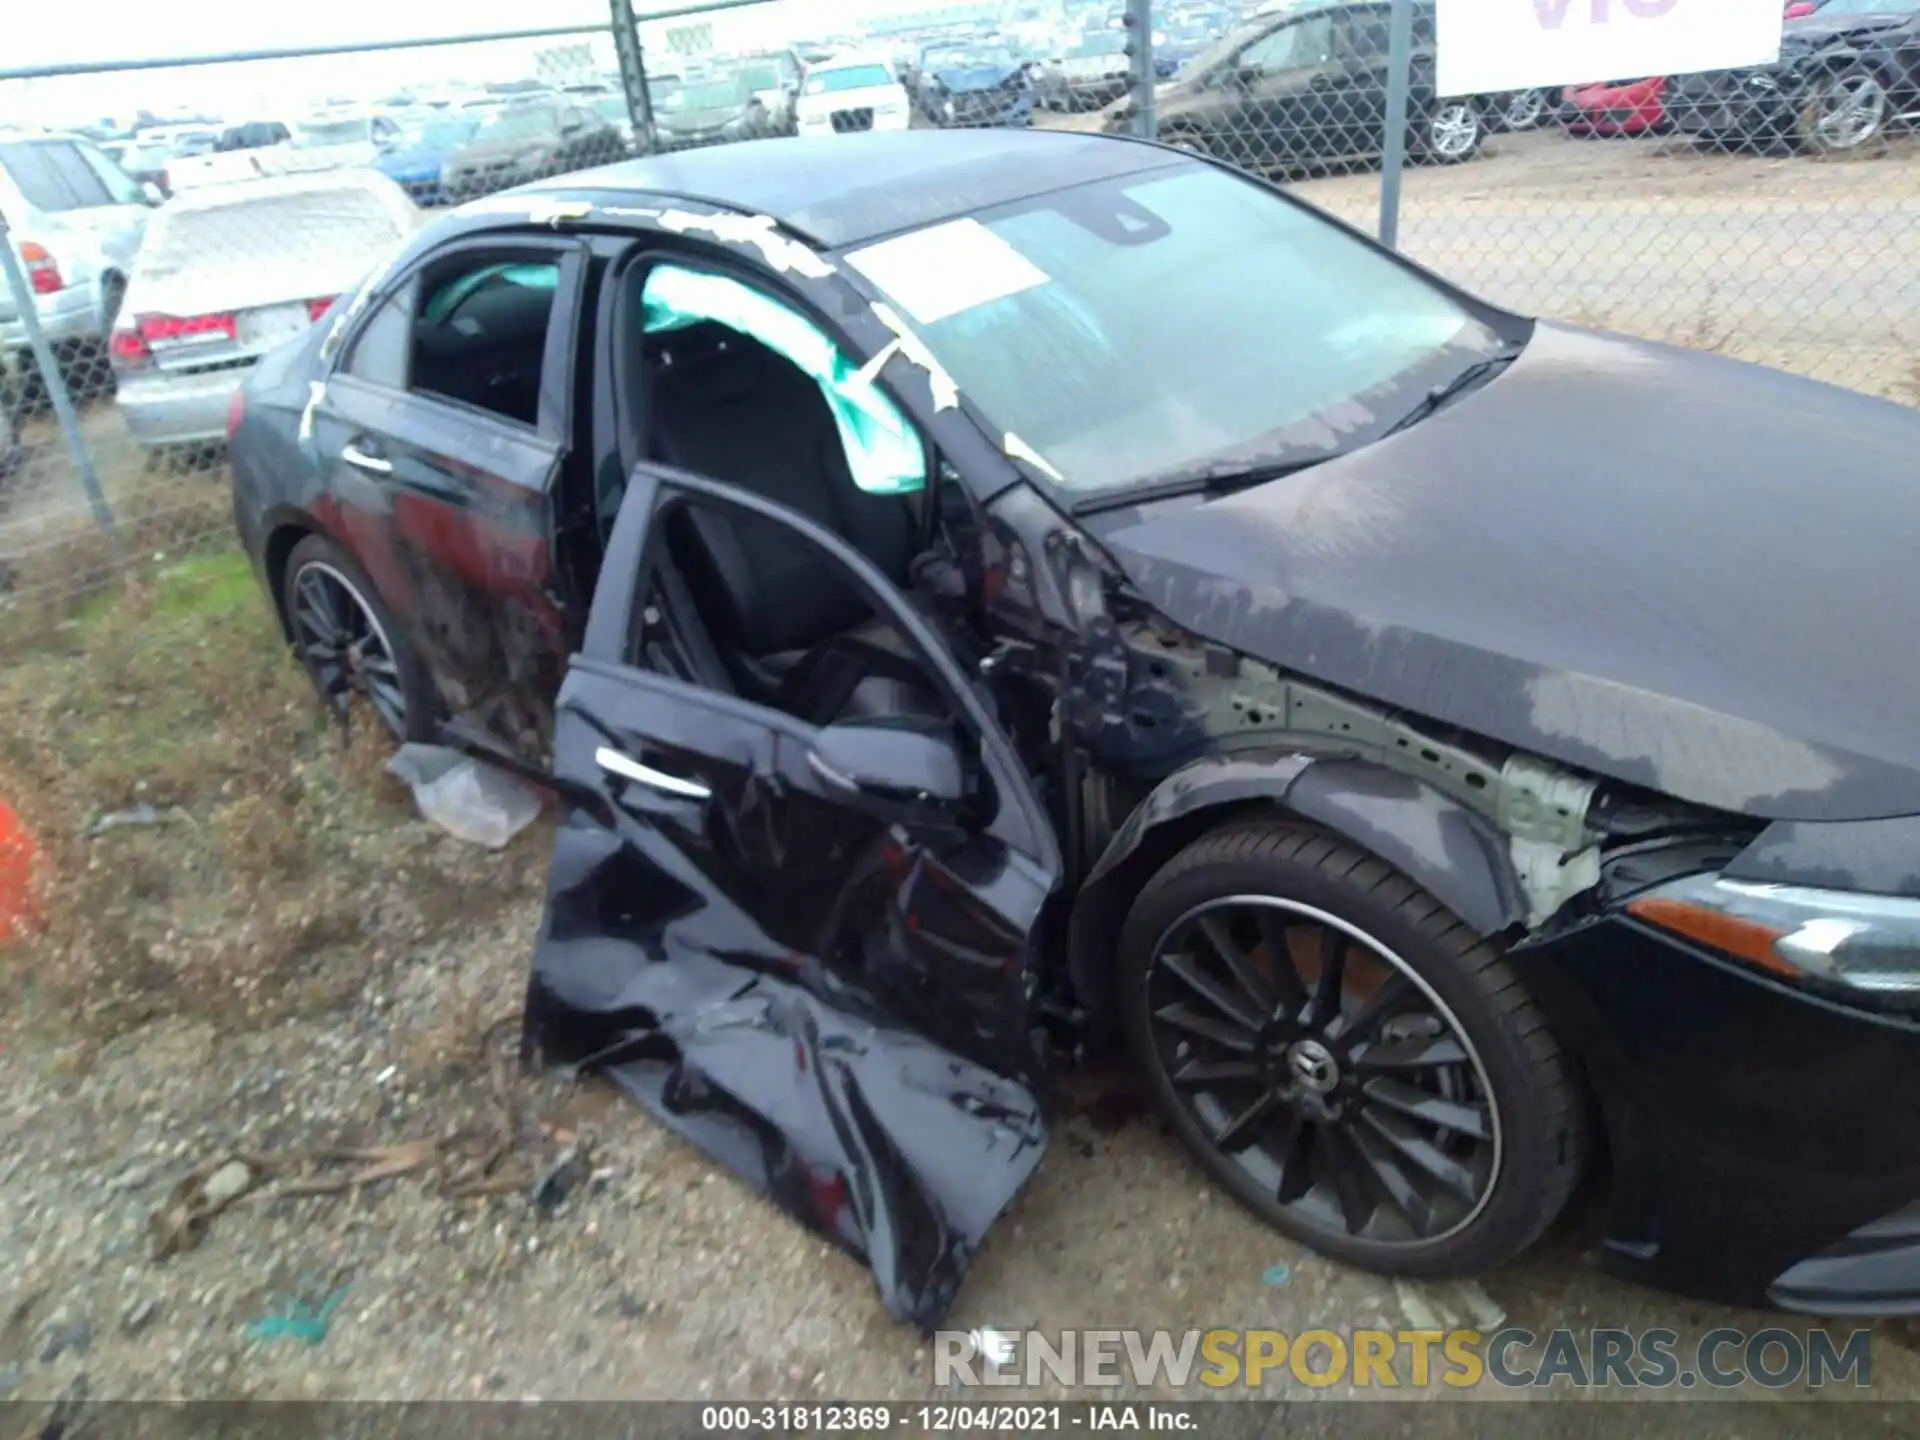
[290,561,408,736]
[1145,896,1502,1246]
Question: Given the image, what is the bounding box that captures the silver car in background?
[109,169,417,451]
[0,129,157,383]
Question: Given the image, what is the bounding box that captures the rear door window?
[46,144,114,207]
[0,142,90,210]
[411,257,561,426]
[345,280,419,389]
[76,143,143,204]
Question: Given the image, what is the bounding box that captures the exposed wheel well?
[262,521,316,639]
[1064,795,1276,1036]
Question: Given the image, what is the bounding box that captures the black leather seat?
[647,325,937,724]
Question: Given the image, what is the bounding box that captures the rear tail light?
[18,242,63,295]
[225,387,245,444]
[137,312,237,343]
[107,326,151,370]
[307,296,336,322]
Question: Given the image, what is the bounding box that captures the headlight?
[1629,872,1920,1003]
[944,98,956,117]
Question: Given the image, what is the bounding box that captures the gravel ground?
[2,808,1918,1410]
[3,122,1920,1416]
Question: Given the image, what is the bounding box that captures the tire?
[1418,99,1484,164]
[1493,88,1547,132]
[1798,64,1889,154]
[281,532,438,744]
[1117,820,1588,1278]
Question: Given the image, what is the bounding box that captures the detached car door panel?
[526,465,1062,1328]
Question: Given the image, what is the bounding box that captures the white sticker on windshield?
[845,218,1049,325]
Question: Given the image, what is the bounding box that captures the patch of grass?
[0,546,549,1052]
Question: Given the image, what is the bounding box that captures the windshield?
[474,107,558,141]
[843,164,1505,495]
[735,64,782,89]
[1812,0,1920,12]
[294,119,368,147]
[663,80,745,109]
[805,63,894,93]
[401,116,479,147]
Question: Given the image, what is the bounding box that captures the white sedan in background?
[109,168,417,452]
[795,54,913,136]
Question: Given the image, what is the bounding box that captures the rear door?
[314,235,591,757]
[527,462,1061,1326]
[1232,12,1341,169]
[1328,4,1394,155]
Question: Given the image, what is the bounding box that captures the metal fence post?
[608,0,657,154]
[1126,0,1157,140]
[0,210,116,537]
[1377,0,1414,249]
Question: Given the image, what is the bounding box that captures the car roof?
[809,51,895,69]
[527,128,1185,248]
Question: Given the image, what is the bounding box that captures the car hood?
[659,104,747,130]
[377,146,452,173]
[1782,11,1913,48]
[799,85,902,110]
[935,64,1021,91]
[446,137,549,166]
[1089,320,1920,822]
[1061,52,1130,77]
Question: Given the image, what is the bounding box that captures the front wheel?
[1117,820,1588,1277]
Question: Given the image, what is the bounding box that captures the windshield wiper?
[1070,454,1338,513]
[1382,347,1523,439]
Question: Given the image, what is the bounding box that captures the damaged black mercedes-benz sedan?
[228,128,1920,1329]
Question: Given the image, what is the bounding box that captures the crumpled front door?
[525,465,1063,1328]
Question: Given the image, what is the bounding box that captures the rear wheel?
[281,533,436,743]
[1117,820,1587,1276]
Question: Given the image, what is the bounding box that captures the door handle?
[341,441,392,474]
[595,745,712,800]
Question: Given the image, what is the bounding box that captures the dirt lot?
[2,125,1919,1418]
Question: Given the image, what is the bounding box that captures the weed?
[0,549,548,1054]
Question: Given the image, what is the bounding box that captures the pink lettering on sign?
[1532,0,1679,27]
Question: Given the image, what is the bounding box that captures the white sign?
[1435,0,1783,98]
[845,219,1052,326]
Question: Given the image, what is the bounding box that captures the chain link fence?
[3,0,1917,636]
[0,28,636,635]
[1100,0,1919,403]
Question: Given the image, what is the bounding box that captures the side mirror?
[141,181,165,205]
[807,721,965,808]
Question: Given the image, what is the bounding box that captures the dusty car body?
[440,102,624,203]
[110,170,418,450]
[230,130,1920,1328]
[1109,0,1484,168]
